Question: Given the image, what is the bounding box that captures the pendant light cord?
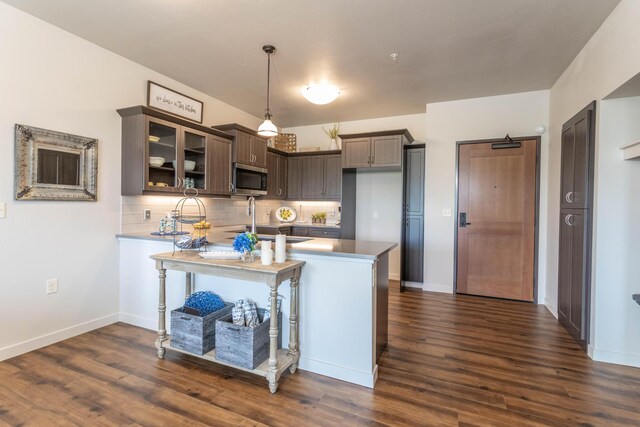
[265,51,271,118]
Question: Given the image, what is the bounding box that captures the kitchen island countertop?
[117,228,395,260]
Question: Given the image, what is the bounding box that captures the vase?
[329,139,338,150]
[241,250,256,263]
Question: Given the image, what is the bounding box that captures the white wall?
[593,97,640,366]
[0,3,260,361]
[284,113,426,280]
[424,90,550,299]
[547,0,640,367]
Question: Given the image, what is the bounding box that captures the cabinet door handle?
[278,188,282,196]
[564,214,574,226]
[565,191,574,203]
[176,177,182,188]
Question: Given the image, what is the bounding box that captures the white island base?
[118,237,391,388]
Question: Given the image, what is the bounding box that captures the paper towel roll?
[275,234,286,263]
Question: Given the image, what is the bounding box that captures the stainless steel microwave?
[233,163,268,196]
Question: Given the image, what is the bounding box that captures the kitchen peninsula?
[117,228,396,387]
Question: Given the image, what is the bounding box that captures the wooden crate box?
[215,309,282,369]
[170,302,233,355]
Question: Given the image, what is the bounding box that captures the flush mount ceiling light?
[257,45,278,137]
[301,82,341,105]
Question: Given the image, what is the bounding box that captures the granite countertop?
[117,227,395,260]
[249,222,341,230]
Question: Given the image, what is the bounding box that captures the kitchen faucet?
[247,196,256,234]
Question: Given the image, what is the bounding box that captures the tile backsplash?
[121,196,341,233]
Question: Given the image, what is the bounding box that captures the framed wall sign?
[14,124,98,201]
[147,81,204,124]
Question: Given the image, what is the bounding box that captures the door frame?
[453,136,542,303]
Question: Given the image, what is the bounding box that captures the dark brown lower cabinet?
[401,146,425,289]
[558,210,590,348]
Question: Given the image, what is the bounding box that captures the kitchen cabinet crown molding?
[212,123,268,140]
[117,106,233,139]
[338,129,414,143]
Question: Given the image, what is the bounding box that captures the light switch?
[442,208,452,217]
[0,202,6,219]
[373,211,379,218]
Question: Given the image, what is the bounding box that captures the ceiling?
[2,0,620,127]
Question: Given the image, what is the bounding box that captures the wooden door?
[287,157,302,199]
[403,216,424,282]
[456,139,537,302]
[251,136,267,168]
[182,127,209,193]
[145,116,182,192]
[323,155,342,200]
[371,135,402,168]
[301,156,324,199]
[277,155,287,198]
[558,210,588,346]
[266,152,279,197]
[342,138,371,168]
[234,131,252,165]
[207,136,231,195]
[404,147,424,216]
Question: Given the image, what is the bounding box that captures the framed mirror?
[14,124,98,201]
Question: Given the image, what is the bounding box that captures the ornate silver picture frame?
[14,124,98,201]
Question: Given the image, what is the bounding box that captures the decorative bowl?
[171,160,197,171]
[149,157,165,167]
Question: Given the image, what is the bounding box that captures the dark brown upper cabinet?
[560,102,595,209]
[300,154,342,201]
[266,150,287,199]
[340,129,414,170]
[213,124,268,169]
[117,106,234,196]
[287,156,302,200]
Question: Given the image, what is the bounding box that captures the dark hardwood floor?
[1,284,639,426]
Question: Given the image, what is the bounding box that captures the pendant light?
[257,45,278,137]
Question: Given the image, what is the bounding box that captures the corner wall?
[0,2,260,361]
[424,90,550,300]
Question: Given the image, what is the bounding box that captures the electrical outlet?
[46,278,58,294]
[373,211,379,218]
[442,208,452,217]
[0,202,5,219]
[143,209,151,220]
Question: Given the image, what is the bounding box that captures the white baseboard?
[423,283,453,294]
[389,272,400,281]
[119,312,156,331]
[0,313,118,362]
[402,281,423,289]
[593,348,640,369]
[544,298,558,319]
[298,356,376,388]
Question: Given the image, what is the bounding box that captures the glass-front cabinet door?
[182,128,209,193]
[145,117,181,192]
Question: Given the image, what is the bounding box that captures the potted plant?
[323,123,340,150]
[233,232,259,262]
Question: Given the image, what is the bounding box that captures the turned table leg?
[268,284,279,393]
[288,269,300,374]
[155,260,167,359]
[184,272,192,301]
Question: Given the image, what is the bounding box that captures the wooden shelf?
[185,170,205,175]
[184,147,205,154]
[149,165,175,172]
[149,139,176,150]
[621,141,640,160]
[162,336,294,378]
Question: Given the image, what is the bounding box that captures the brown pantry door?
[456,139,537,302]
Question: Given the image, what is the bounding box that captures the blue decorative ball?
[184,291,225,316]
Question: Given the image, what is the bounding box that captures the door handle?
[565,191,574,203]
[564,214,574,226]
[459,212,471,227]
[176,177,182,188]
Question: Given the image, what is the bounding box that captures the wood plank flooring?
[1,284,639,426]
